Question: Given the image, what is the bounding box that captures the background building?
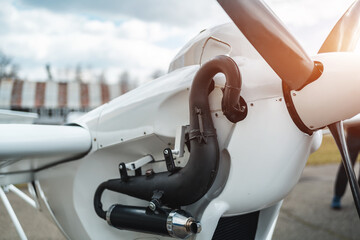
[0,78,131,124]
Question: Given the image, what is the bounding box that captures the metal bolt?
[164,149,168,155]
[149,201,156,211]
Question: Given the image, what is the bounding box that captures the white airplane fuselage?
[31,23,322,239]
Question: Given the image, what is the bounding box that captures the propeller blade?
[318,1,360,219]
[217,0,316,90]
[319,1,360,53]
[328,122,360,218]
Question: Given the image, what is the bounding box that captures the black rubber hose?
[94,55,241,216]
[94,182,107,219]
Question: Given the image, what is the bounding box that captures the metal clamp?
[125,155,154,171]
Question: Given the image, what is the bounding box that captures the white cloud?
[16,0,228,26]
[0,0,358,84]
[0,1,194,83]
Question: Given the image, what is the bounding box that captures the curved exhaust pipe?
[94,55,244,237]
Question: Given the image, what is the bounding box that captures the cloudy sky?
[0,0,356,84]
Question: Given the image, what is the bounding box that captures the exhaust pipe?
[93,55,244,238]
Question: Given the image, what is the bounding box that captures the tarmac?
[0,163,359,240]
[273,164,360,240]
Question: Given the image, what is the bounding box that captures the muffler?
[106,204,201,239]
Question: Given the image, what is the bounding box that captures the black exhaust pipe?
[94,55,243,238]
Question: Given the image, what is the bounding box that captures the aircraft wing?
[0,124,91,185]
[0,109,38,124]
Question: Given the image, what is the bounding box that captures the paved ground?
[0,188,65,240]
[0,164,359,239]
[273,164,360,240]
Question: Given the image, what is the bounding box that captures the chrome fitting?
[106,204,117,226]
[166,210,201,239]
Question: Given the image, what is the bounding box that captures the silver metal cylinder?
[166,210,201,239]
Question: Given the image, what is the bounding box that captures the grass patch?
[307,134,360,165]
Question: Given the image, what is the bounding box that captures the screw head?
[149,202,156,211]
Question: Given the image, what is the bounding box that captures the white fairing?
[292,52,360,130]
[344,113,360,127]
[169,23,265,72]
[1,23,325,239]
